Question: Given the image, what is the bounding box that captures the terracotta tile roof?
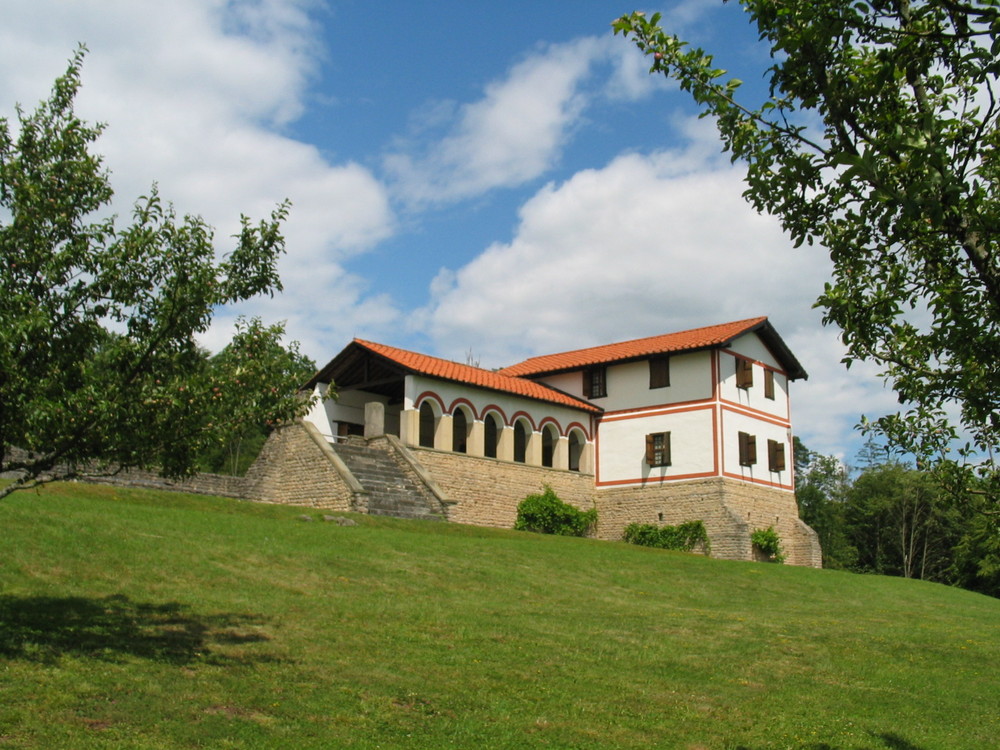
[499,317,785,377]
[354,339,602,413]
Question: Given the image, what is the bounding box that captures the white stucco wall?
[718,349,789,420]
[721,406,793,490]
[536,350,714,412]
[404,375,593,438]
[596,406,716,486]
[302,384,400,440]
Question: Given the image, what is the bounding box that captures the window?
[645,432,671,467]
[583,367,607,399]
[768,439,786,472]
[649,356,670,389]
[736,357,754,389]
[764,369,775,400]
[738,431,757,466]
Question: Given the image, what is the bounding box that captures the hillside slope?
[1,483,997,749]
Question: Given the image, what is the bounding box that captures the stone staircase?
[331,439,444,521]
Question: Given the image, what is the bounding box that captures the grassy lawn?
[1,482,997,749]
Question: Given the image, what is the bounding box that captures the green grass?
[1,482,998,749]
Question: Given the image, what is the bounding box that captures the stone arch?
[451,402,474,453]
[567,426,587,472]
[513,417,531,464]
[541,422,560,468]
[417,397,443,448]
[482,409,504,459]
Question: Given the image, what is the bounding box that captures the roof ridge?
[499,317,768,376]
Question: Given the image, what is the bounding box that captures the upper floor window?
[767,439,786,472]
[736,357,754,389]
[764,369,775,400]
[649,356,670,389]
[738,431,757,466]
[645,432,671,467]
[583,366,607,399]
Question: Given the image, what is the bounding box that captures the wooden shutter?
[649,356,670,389]
[768,440,786,472]
[739,432,757,466]
[736,357,753,389]
[764,369,775,400]
[645,432,671,467]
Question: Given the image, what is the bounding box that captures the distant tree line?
[795,438,1000,598]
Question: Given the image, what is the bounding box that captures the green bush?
[751,526,786,563]
[623,520,710,554]
[514,486,597,537]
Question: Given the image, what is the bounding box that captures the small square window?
[649,356,670,389]
[583,367,607,399]
[645,432,671,467]
[738,431,757,466]
[736,357,754,389]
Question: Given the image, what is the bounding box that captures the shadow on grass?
[734,734,929,750]
[0,593,276,666]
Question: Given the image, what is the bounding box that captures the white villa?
[251,316,820,565]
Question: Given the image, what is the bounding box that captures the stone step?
[330,440,443,522]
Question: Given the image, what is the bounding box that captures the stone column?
[553,436,569,471]
[497,425,514,462]
[467,420,485,457]
[434,414,453,451]
[399,408,419,446]
[526,430,542,466]
[364,402,385,439]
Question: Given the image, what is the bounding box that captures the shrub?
[751,526,786,563]
[514,486,597,537]
[623,520,710,554]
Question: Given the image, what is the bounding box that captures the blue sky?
[0,0,899,461]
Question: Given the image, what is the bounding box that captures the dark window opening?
[738,431,757,466]
[649,356,671,389]
[736,357,754,389]
[645,432,671,467]
[583,367,607,399]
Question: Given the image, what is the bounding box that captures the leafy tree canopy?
[614,2,1000,502]
[0,50,314,498]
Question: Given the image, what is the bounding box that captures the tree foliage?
[614,2,1000,500]
[0,50,314,498]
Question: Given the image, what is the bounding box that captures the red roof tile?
[354,339,602,413]
[499,317,772,377]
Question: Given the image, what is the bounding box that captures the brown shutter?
[768,440,786,472]
[764,369,775,399]
[583,370,592,399]
[663,431,672,466]
[649,357,670,388]
[645,433,655,465]
[736,357,754,389]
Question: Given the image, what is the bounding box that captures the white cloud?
[385,34,659,207]
[0,0,397,362]
[418,126,894,459]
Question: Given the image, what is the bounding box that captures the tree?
[845,461,965,581]
[794,437,857,569]
[0,50,314,499]
[614,3,1000,502]
[197,342,317,477]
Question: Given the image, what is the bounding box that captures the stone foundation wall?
[717,480,823,567]
[594,479,752,560]
[83,469,248,498]
[411,448,595,529]
[594,478,820,566]
[242,422,356,511]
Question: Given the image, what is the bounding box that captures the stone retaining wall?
[411,447,595,529]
